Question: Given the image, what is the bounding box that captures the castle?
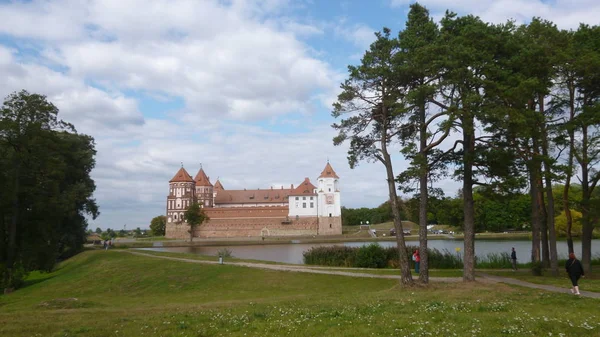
[165,162,343,239]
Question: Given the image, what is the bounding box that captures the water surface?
[139,239,599,265]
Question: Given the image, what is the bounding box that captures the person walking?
[510,247,517,271]
[566,252,585,295]
[412,249,420,274]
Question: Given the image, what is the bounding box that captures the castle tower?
[317,162,342,235]
[166,166,196,231]
[194,166,214,208]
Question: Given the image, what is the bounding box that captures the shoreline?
[112,232,535,248]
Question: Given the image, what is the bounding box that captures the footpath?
[127,251,599,299]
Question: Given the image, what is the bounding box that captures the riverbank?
[112,231,532,248]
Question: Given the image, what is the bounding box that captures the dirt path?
[127,251,599,298]
[476,272,600,299]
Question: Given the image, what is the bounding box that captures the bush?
[355,244,387,268]
[303,244,464,269]
[0,262,28,292]
[217,248,233,258]
[531,261,544,276]
[475,252,511,269]
[302,246,356,267]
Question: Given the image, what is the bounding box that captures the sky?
[1,0,598,230]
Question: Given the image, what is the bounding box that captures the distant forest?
[342,184,594,236]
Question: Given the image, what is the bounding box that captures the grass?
[483,270,600,293]
[1,250,599,337]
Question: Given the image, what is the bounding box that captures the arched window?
[174,214,178,220]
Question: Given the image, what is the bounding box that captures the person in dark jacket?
[510,247,517,271]
[566,252,585,295]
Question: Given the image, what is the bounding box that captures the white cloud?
[390,0,600,29]
[334,20,377,50]
[0,0,474,230]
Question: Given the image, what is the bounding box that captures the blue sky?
[1,0,598,230]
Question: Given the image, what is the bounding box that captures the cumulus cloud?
[390,0,600,29]
[0,0,353,229]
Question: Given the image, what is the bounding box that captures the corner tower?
[166,166,196,237]
[194,166,214,208]
[317,162,342,235]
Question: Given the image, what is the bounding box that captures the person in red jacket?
[566,252,585,295]
[412,249,420,274]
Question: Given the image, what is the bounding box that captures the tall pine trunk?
[538,181,549,267]
[382,106,413,286]
[462,111,476,282]
[580,125,593,275]
[539,96,559,276]
[563,81,576,253]
[529,161,542,270]
[384,151,414,285]
[418,103,429,284]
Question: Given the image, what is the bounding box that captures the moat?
[138,239,600,264]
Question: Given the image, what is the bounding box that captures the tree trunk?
[418,102,429,284]
[580,125,592,275]
[529,162,541,266]
[462,112,476,282]
[384,152,414,286]
[5,156,20,293]
[563,81,576,253]
[538,180,549,267]
[540,98,559,276]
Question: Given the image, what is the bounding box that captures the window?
[303,196,306,200]
[310,197,313,200]
[329,224,332,228]
[328,188,331,192]
[303,203,306,208]
[310,202,314,208]
[329,213,332,217]
[174,214,178,220]
[295,197,299,200]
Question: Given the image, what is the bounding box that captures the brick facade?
[165,206,320,239]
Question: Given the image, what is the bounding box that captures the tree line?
[0,91,99,293]
[332,3,600,285]
[345,184,596,237]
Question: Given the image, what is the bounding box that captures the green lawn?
[1,250,599,337]
[483,270,600,293]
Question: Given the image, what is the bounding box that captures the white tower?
[317,162,342,235]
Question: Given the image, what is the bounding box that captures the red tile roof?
[319,162,339,179]
[214,187,294,204]
[169,167,195,183]
[194,168,213,186]
[291,178,317,195]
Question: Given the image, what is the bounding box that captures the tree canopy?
[0,90,98,292]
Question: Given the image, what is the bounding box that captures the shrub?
[355,243,387,268]
[0,262,28,292]
[217,248,233,258]
[302,246,356,267]
[476,252,511,269]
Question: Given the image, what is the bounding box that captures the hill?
[0,250,597,336]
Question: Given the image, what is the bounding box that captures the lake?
[138,239,600,265]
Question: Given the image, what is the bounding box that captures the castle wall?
[165,206,321,239]
[318,216,343,235]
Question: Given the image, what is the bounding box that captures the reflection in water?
[138,239,599,265]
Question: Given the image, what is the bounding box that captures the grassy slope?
[0,250,599,337]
